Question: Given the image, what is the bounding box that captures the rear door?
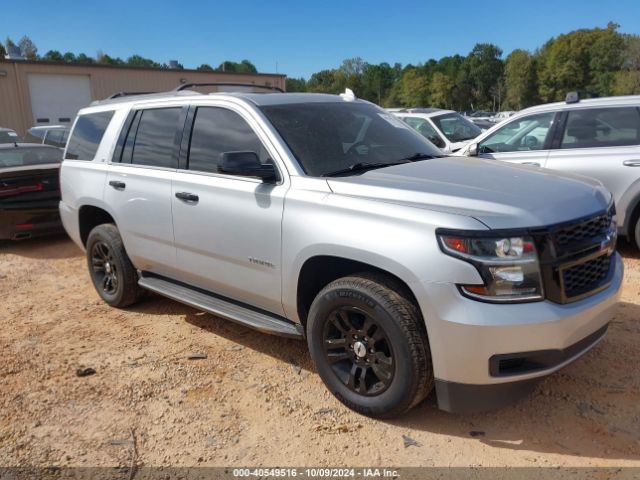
[104,106,186,278]
[545,106,640,228]
[476,111,558,167]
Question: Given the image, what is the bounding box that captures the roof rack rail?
[174,82,284,93]
[108,91,157,99]
[565,91,580,104]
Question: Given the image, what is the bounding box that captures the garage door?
[27,74,92,127]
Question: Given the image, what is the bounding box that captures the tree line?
[0,35,258,74]
[2,23,639,111]
[288,23,640,111]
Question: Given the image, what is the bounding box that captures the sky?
[1,0,639,79]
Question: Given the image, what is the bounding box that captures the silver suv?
[457,94,640,250]
[59,86,622,418]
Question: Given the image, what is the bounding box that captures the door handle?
[175,192,199,202]
[522,162,541,167]
[108,180,126,190]
[623,160,640,167]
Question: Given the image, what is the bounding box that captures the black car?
[0,128,23,144]
[0,144,64,240]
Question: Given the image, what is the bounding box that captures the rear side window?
[44,130,67,148]
[560,107,640,149]
[187,107,268,173]
[126,108,181,168]
[65,111,114,160]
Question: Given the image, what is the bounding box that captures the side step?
[138,274,304,339]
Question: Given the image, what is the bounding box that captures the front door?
[171,105,287,315]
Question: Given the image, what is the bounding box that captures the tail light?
[0,182,45,197]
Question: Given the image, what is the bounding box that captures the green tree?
[504,49,538,109]
[612,35,640,94]
[97,52,124,65]
[462,43,504,110]
[307,69,341,93]
[429,72,456,108]
[126,55,160,68]
[537,25,625,101]
[399,68,430,107]
[196,63,214,71]
[361,62,396,104]
[75,53,94,64]
[42,50,64,62]
[216,60,258,73]
[0,41,6,59]
[5,37,17,54]
[62,51,76,63]
[285,77,307,92]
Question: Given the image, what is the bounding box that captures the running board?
[138,274,304,339]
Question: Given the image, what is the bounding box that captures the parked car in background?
[59,87,621,417]
[390,108,482,153]
[0,144,64,240]
[0,128,23,144]
[492,111,516,123]
[24,125,70,149]
[457,93,640,249]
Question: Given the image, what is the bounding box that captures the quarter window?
[65,111,114,160]
[187,107,269,173]
[129,108,181,168]
[478,112,555,154]
[560,107,640,149]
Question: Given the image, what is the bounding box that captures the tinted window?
[402,117,446,148]
[479,112,555,154]
[0,130,23,144]
[0,146,63,168]
[45,130,67,148]
[65,111,114,160]
[260,102,443,177]
[188,107,269,173]
[560,107,640,149]
[130,108,180,168]
[431,113,481,142]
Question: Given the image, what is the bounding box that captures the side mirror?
[218,151,277,182]
[468,143,479,156]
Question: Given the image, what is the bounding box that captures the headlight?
[438,233,544,303]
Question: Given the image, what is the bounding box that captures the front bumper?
[416,253,623,413]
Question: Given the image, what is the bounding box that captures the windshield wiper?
[322,161,410,177]
[397,152,442,162]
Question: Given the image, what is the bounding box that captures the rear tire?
[307,272,433,418]
[86,223,143,308]
[634,216,640,251]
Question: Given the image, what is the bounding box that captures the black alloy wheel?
[322,306,394,396]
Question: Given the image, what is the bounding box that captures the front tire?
[307,273,433,418]
[634,215,640,251]
[86,223,143,308]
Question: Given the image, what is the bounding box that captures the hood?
[326,157,611,229]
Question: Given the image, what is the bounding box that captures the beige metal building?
[0,60,286,135]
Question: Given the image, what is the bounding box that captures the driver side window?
[478,112,556,154]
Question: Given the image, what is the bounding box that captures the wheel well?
[79,206,115,246]
[296,255,419,327]
[628,201,640,241]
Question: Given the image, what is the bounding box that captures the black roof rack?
[108,91,157,99]
[173,82,284,93]
[565,91,580,104]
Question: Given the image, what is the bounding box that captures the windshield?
[0,130,23,144]
[431,113,481,142]
[0,147,63,168]
[260,102,443,177]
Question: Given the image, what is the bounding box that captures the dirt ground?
[0,235,638,469]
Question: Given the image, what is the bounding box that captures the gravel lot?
[0,235,638,468]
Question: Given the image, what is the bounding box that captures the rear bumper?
[0,206,63,240]
[415,253,623,413]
